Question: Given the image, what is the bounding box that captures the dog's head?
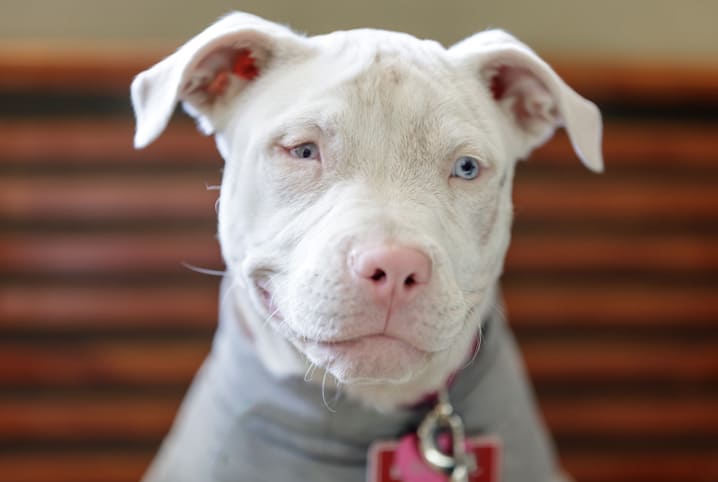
[132,12,602,409]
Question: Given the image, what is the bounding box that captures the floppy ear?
[449,30,603,172]
[131,12,311,149]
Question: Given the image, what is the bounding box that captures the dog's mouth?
[251,278,428,379]
[248,272,479,385]
[254,279,429,350]
[305,333,424,352]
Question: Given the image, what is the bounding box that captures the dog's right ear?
[131,12,310,149]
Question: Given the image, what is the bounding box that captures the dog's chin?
[299,335,429,385]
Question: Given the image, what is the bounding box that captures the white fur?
[132,12,602,410]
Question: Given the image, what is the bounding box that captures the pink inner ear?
[193,48,261,99]
[488,64,559,131]
[206,71,231,96]
[232,49,259,80]
[490,73,507,100]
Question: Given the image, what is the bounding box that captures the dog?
[131,11,602,482]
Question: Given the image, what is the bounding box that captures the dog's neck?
[220,273,499,411]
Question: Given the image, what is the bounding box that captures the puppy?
[131,12,602,482]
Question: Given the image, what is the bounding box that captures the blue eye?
[289,143,320,160]
[451,156,481,180]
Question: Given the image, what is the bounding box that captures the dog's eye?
[451,156,481,180]
[289,143,320,161]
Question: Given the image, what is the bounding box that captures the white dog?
[131,12,602,482]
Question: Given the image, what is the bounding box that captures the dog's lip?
[311,333,397,346]
[304,333,428,353]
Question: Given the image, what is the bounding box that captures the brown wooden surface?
[0,48,716,482]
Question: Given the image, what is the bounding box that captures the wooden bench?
[0,47,716,482]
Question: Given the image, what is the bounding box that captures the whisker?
[304,362,318,382]
[181,261,226,277]
[332,381,344,403]
[474,302,504,363]
[321,370,337,413]
[264,306,281,326]
[462,331,482,369]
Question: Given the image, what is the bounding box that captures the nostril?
[370,269,387,282]
[351,246,432,302]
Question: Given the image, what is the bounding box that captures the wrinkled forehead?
[232,29,502,166]
[310,31,500,160]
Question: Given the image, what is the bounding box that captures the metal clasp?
[417,389,477,481]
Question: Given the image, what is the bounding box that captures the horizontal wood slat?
[541,397,718,438]
[0,175,220,222]
[0,452,148,482]
[0,233,223,276]
[561,452,718,482]
[507,233,718,273]
[0,44,162,94]
[522,341,718,384]
[0,338,714,389]
[513,179,718,221]
[0,120,216,165]
[533,124,718,167]
[2,120,717,168]
[0,341,209,388]
[0,397,178,442]
[3,232,717,277]
[0,285,219,330]
[504,284,718,327]
[1,395,715,442]
[551,60,718,104]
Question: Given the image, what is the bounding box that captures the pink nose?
[350,246,432,309]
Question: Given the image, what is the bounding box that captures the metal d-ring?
[417,389,474,479]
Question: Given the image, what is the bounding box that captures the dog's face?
[132,13,602,409]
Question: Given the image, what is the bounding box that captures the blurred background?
[0,1,716,481]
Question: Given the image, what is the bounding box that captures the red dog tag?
[367,433,501,482]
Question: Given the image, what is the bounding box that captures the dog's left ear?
[131,12,312,149]
[449,30,603,172]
